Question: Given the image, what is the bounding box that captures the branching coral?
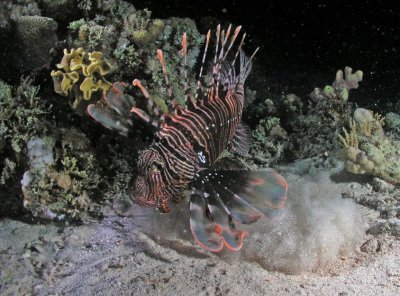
[339,108,400,184]
[332,66,363,101]
[311,66,363,103]
[51,48,112,109]
[0,78,49,154]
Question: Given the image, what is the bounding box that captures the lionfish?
[88,25,288,252]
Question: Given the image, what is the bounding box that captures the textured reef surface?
[0,0,399,295]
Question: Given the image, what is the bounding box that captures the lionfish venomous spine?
[88,25,288,252]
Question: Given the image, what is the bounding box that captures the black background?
[133,0,400,109]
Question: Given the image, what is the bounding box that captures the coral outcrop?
[13,15,58,71]
[21,128,102,221]
[339,108,400,184]
[0,78,50,216]
[286,67,362,160]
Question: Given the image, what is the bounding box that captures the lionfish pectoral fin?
[87,82,137,136]
[87,103,131,136]
[216,170,288,219]
[190,193,224,252]
[105,82,135,119]
[205,190,247,251]
[229,121,252,156]
[189,169,288,252]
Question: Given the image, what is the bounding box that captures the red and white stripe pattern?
[129,25,258,212]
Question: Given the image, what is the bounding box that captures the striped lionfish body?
[88,25,288,252]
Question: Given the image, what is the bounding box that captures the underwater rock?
[360,238,380,253]
[26,137,55,171]
[38,0,75,22]
[13,15,58,72]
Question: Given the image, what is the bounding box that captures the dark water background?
[136,0,399,111]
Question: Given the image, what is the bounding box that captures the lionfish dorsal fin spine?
[195,30,211,100]
[223,25,241,62]
[132,79,160,116]
[205,25,244,97]
[157,49,178,110]
[180,32,191,108]
[231,32,246,70]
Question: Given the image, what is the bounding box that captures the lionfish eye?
[150,162,163,173]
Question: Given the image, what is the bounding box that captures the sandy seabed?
[1,162,399,296]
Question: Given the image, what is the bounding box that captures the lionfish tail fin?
[189,169,288,252]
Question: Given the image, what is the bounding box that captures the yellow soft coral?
[51,48,112,108]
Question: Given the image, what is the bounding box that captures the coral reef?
[0,78,50,216]
[286,67,362,160]
[21,128,102,221]
[146,17,203,105]
[240,117,288,168]
[339,108,400,184]
[63,3,203,109]
[51,48,112,109]
[0,77,106,221]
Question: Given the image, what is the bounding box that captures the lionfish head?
[129,148,172,213]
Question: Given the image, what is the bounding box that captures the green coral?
[51,48,112,109]
[242,117,288,168]
[68,18,117,56]
[339,108,400,184]
[0,78,50,216]
[0,78,49,154]
[146,17,204,106]
[113,45,140,73]
[77,0,92,11]
[68,18,87,31]
[385,112,400,131]
[112,14,204,108]
[123,9,165,46]
[110,0,137,19]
